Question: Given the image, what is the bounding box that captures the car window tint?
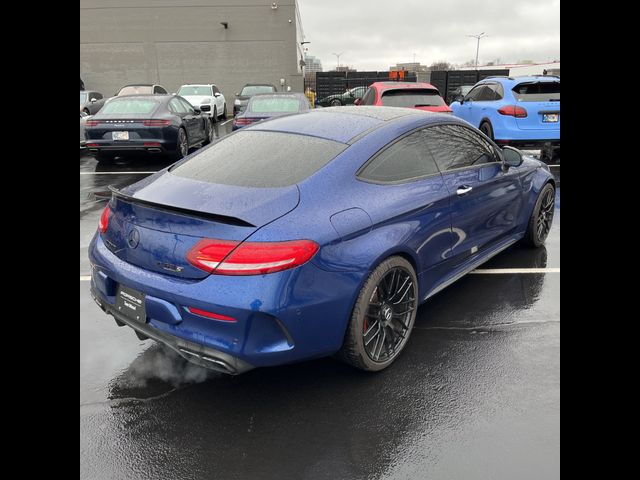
[170,131,347,188]
[358,130,440,183]
[178,98,195,113]
[512,81,560,101]
[360,87,375,105]
[491,83,504,100]
[248,96,301,113]
[475,86,496,101]
[154,86,167,94]
[241,85,277,96]
[424,124,497,171]
[169,98,188,114]
[101,99,160,114]
[380,89,445,108]
[464,85,482,101]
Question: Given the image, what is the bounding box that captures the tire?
[479,121,494,141]
[83,108,91,115]
[221,103,227,119]
[336,256,418,372]
[522,183,555,247]
[171,128,188,161]
[212,106,218,123]
[330,99,342,107]
[203,119,214,145]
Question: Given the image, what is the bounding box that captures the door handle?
[456,185,473,196]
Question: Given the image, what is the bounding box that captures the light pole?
[332,52,344,70]
[466,32,488,69]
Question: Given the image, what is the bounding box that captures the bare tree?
[429,61,451,71]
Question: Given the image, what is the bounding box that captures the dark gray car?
[81,91,106,115]
[233,83,279,116]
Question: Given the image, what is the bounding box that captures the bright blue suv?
[450,76,560,162]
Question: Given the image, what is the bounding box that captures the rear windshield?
[101,99,160,115]
[512,82,560,102]
[118,86,153,96]
[381,89,445,108]
[241,85,277,96]
[248,96,301,113]
[170,131,346,188]
[178,86,213,96]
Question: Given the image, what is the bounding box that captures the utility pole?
[332,52,344,70]
[466,32,488,69]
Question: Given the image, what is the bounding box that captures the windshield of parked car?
[240,85,277,96]
[80,92,88,104]
[461,86,473,95]
[381,89,446,107]
[248,96,301,113]
[117,85,154,96]
[512,81,560,102]
[170,131,346,188]
[100,98,160,115]
[178,86,213,96]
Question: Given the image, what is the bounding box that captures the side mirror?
[90,98,97,103]
[235,92,240,96]
[354,98,362,106]
[193,108,201,115]
[502,146,524,168]
[286,86,292,92]
[214,92,220,97]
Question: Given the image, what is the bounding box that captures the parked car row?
[83,94,214,163]
[89,105,556,375]
[315,75,560,162]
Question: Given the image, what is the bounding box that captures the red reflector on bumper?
[187,307,236,322]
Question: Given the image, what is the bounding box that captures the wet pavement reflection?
[80,125,559,480]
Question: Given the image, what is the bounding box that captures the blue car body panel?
[89,106,554,373]
[450,76,560,144]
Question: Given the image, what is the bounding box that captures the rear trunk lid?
[512,80,560,131]
[103,174,300,280]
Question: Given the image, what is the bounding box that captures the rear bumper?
[88,233,360,373]
[85,139,174,155]
[495,139,560,150]
[90,286,255,374]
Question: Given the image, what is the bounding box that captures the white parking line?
[80,267,559,281]
[80,171,157,175]
[219,119,232,126]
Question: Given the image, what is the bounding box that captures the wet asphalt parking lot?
[80,119,560,480]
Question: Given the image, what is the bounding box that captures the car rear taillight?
[187,307,236,322]
[142,120,172,127]
[144,142,161,147]
[187,238,319,275]
[85,120,100,127]
[233,118,255,126]
[98,205,110,233]
[86,143,99,147]
[498,105,528,118]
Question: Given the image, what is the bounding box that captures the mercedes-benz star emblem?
[127,228,140,249]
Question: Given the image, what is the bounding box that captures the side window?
[475,85,496,101]
[424,124,498,171]
[154,85,167,94]
[179,98,195,114]
[491,83,504,100]
[360,87,375,105]
[465,85,483,101]
[358,130,440,183]
[212,86,220,95]
[169,98,187,114]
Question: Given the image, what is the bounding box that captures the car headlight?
[234,99,241,106]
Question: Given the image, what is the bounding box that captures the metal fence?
[306,71,418,99]
[429,69,509,104]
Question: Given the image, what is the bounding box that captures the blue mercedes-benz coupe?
[89,106,555,374]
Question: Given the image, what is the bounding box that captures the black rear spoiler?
[107,185,255,228]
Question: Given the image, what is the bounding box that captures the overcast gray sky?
[297,0,560,71]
